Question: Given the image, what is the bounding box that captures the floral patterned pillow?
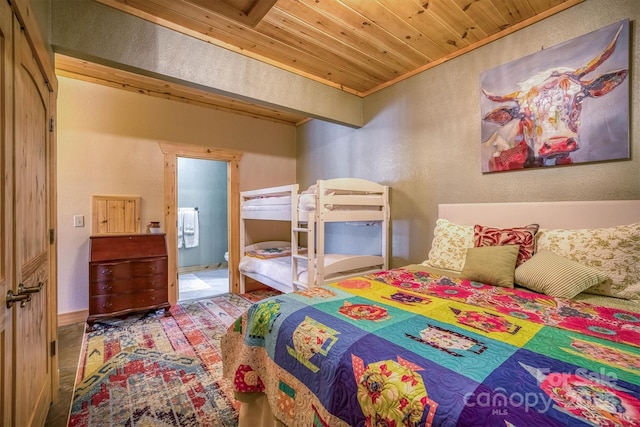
[535,223,640,300]
[424,218,474,272]
[474,224,540,266]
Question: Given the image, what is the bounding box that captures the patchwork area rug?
[68,290,278,427]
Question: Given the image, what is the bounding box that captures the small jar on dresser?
[87,233,171,331]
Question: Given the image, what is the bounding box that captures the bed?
[222,200,640,427]
[239,178,390,293]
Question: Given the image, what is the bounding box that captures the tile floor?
[44,268,229,425]
[178,267,230,301]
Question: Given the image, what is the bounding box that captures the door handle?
[18,281,44,294]
[6,290,31,309]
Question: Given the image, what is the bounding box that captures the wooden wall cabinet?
[92,195,141,235]
[88,234,170,331]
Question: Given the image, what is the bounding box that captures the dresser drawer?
[130,258,167,276]
[90,275,167,296]
[89,289,168,315]
[90,262,131,282]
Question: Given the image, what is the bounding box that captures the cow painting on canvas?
[480,20,629,173]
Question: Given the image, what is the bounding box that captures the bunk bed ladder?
[291,221,314,290]
[239,201,247,293]
[291,206,315,291]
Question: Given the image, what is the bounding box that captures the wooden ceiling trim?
[55,54,306,126]
[362,0,585,97]
[527,0,570,15]
[184,0,278,28]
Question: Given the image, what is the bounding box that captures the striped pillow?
[515,249,610,299]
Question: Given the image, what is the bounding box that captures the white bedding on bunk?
[242,195,291,207]
[239,253,352,285]
[242,204,291,212]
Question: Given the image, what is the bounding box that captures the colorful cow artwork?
[480,20,629,172]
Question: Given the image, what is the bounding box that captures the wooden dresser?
[88,234,170,331]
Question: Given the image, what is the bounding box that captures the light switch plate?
[73,215,84,227]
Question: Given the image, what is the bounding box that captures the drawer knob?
[101,268,112,275]
[102,284,113,291]
[102,302,112,308]
[150,295,156,301]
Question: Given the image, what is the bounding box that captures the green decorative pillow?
[515,249,611,299]
[535,223,640,299]
[425,218,474,272]
[460,245,519,288]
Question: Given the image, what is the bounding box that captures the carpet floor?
[68,290,278,426]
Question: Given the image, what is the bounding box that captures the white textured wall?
[57,76,296,314]
[297,0,640,267]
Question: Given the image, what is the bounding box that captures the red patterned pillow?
[474,224,539,266]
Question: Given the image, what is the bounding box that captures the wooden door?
[12,14,52,427]
[0,1,14,424]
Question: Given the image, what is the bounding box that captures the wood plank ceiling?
[56,0,583,125]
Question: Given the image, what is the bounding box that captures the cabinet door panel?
[92,196,140,235]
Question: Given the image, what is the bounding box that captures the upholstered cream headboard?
[439,200,640,229]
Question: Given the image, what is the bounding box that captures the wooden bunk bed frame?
[239,178,390,293]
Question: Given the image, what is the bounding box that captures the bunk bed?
[239,178,390,293]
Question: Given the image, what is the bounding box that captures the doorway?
[177,157,229,301]
[159,142,243,307]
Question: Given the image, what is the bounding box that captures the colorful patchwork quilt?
[221,267,640,426]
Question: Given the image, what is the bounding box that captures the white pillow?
[424,219,474,272]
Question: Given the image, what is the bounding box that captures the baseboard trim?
[58,310,88,327]
[178,263,228,274]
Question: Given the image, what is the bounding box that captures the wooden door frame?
[159,142,243,305]
[0,2,14,424]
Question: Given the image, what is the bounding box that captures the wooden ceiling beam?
[184,0,278,27]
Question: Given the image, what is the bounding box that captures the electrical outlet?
[73,215,84,227]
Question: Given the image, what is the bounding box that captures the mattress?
[239,253,352,285]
